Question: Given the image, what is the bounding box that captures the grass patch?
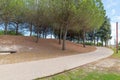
[35,69,120,80]
[111,48,120,58]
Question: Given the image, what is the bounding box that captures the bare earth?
[0,35,96,64]
[81,57,120,73]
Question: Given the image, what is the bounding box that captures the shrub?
[0,30,23,35]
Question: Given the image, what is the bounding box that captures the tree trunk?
[93,30,96,46]
[51,27,53,39]
[30,23,33,36]
[106,40,108,47]
[105,40,107,47]
[4,22,8,35]
[97,38,98,46]
[83,39,85,47]
[62,27,67,50]
[83,30,86,47]
[78,33,80,43]
[59,27,62,45]
[36,30,39,43]
[45,31,47,39]
[93,35,96,46]
[102,40,103,46]
[90,40,92,45]
[16,23,19,35]
[105,42,106,47]
[36,26,40,43]
[43,31,45,38]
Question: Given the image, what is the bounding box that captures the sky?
[102,0,120,45]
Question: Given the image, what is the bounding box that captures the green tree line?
[0,0,111,50]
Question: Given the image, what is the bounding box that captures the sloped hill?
[0,35,96,64]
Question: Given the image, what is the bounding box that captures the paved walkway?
[0,47,113,80]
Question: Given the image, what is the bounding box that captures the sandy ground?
[0,35,96,64]
[81,57,120,73]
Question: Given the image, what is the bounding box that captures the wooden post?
[116,22,118,53]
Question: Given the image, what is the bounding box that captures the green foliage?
[76,0,105,30]
[118,42,120,50]
[8,31,22,35]
[49,0,106,49]
[81,72,120,80]
[112,48,120,58]
[0,31,4,35]
[95,16,112,46]
[80,42,102,46]
[113,52,120,58]
[0,0,108,49]
[97,42,103,46]
[35,70,120,80]
[84,42,94,46]
[0,30,22,35]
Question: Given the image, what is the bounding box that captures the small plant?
[118,42,120,50]
[0,30,23,35]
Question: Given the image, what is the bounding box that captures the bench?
[0,51,17,54]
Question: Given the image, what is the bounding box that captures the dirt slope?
[0,35,96,64]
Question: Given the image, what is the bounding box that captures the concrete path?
[0,47,113,80]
